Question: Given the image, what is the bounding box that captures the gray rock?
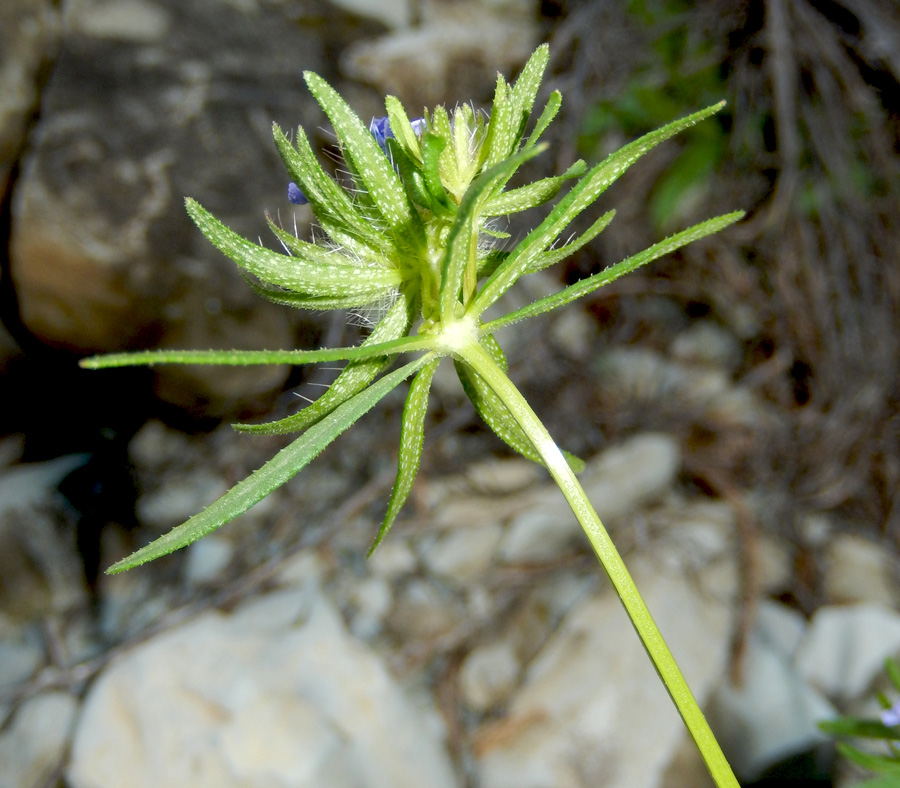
[326,0,411,28]
[794,603,900,701]
[183,536,235,586]
[822,534,896,606]
[9,0,333,413]
[705,602,835,781]
[595,347,769,429]
[341,0,538,107]
[68,588,457,788]
[499,433,680,562]
[460,640,521,712]
[0,691,79,788]
[0,0,60,198]
[670,320,743,371]
[0,454,90,618]
[0,634,43,689]
[475,554,734,788]
[420,521,504,581]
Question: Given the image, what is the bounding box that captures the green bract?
[81,44,745,788]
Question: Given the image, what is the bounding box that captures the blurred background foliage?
[545,0,900,579]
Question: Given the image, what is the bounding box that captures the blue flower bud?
[287,117,426,201]
[882,702,900,727]
[369,117,393,151]
[288,181,308,205]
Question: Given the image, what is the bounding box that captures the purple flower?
[287,117,426,202]
[288,182,308,205]
[882,702,900,727]
[369,116,427,153]
[369,117,394,150]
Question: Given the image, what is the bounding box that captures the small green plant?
[819,658,900,787]
[82,45,742,787]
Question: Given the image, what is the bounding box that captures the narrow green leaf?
[384,95,423,160]
[429,105,458,188]
[484,160,587,217]
[819,718,900,741]
[452,105,474,173]
[525,90,562,149]
[439,144,546,321]
[525,209,615,274]
[385,139,433,210]
[272,123,387,258]
[107,354,435,573]
[455,351,584,473]
[854,775,900,788]
[235,294,413,434]
[422,133,454,211]
[304,71,420,239]
[368,357,439,555]
[244,278,390,312]
[476,249,509,279]
[836,743,900,774]
[266,214,390,270]
[483,75,515,168]
[473,102,730,315]
[79,334,438,370]
[483,212,745,332]
[186,199,400,299]
[886,659,900,694]
[510,43,549,148]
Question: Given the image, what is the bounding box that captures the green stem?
[460,341,740,788]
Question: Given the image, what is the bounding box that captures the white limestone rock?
[475,554,735,788]
[0,691,79,788]
[67,588,457,788]
[794,603,900,701]
[499,434,680,562]
[822,534,896,606]
[460,640,521,712]
[706,601,835,781]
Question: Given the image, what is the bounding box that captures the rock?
[0,691,79,788]
[464,456,542,495]
[794,603,900,701]
[9,0,329,413]
[420,521,504,581]
[366,539,418,578]
[326,0,411,28]
[0,454,90,619]
[387,577,466,642]
[595,347,768,429]
[347,575,393,640]
[134,467,228,530]
[341,0,538,107]
[460,640,521,712]
[0,0,60,198]
[705,601,835,781]
[67,588,457,788]
[670,320,743,371]
[549,308,596,360]
[184,536,234,586]
[474,554,735,788]
[822,534,896,606]
[499,433,680,562]
[0,633,43,690]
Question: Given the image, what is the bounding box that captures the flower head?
[85,44,742,572]
[882,702,900,727]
